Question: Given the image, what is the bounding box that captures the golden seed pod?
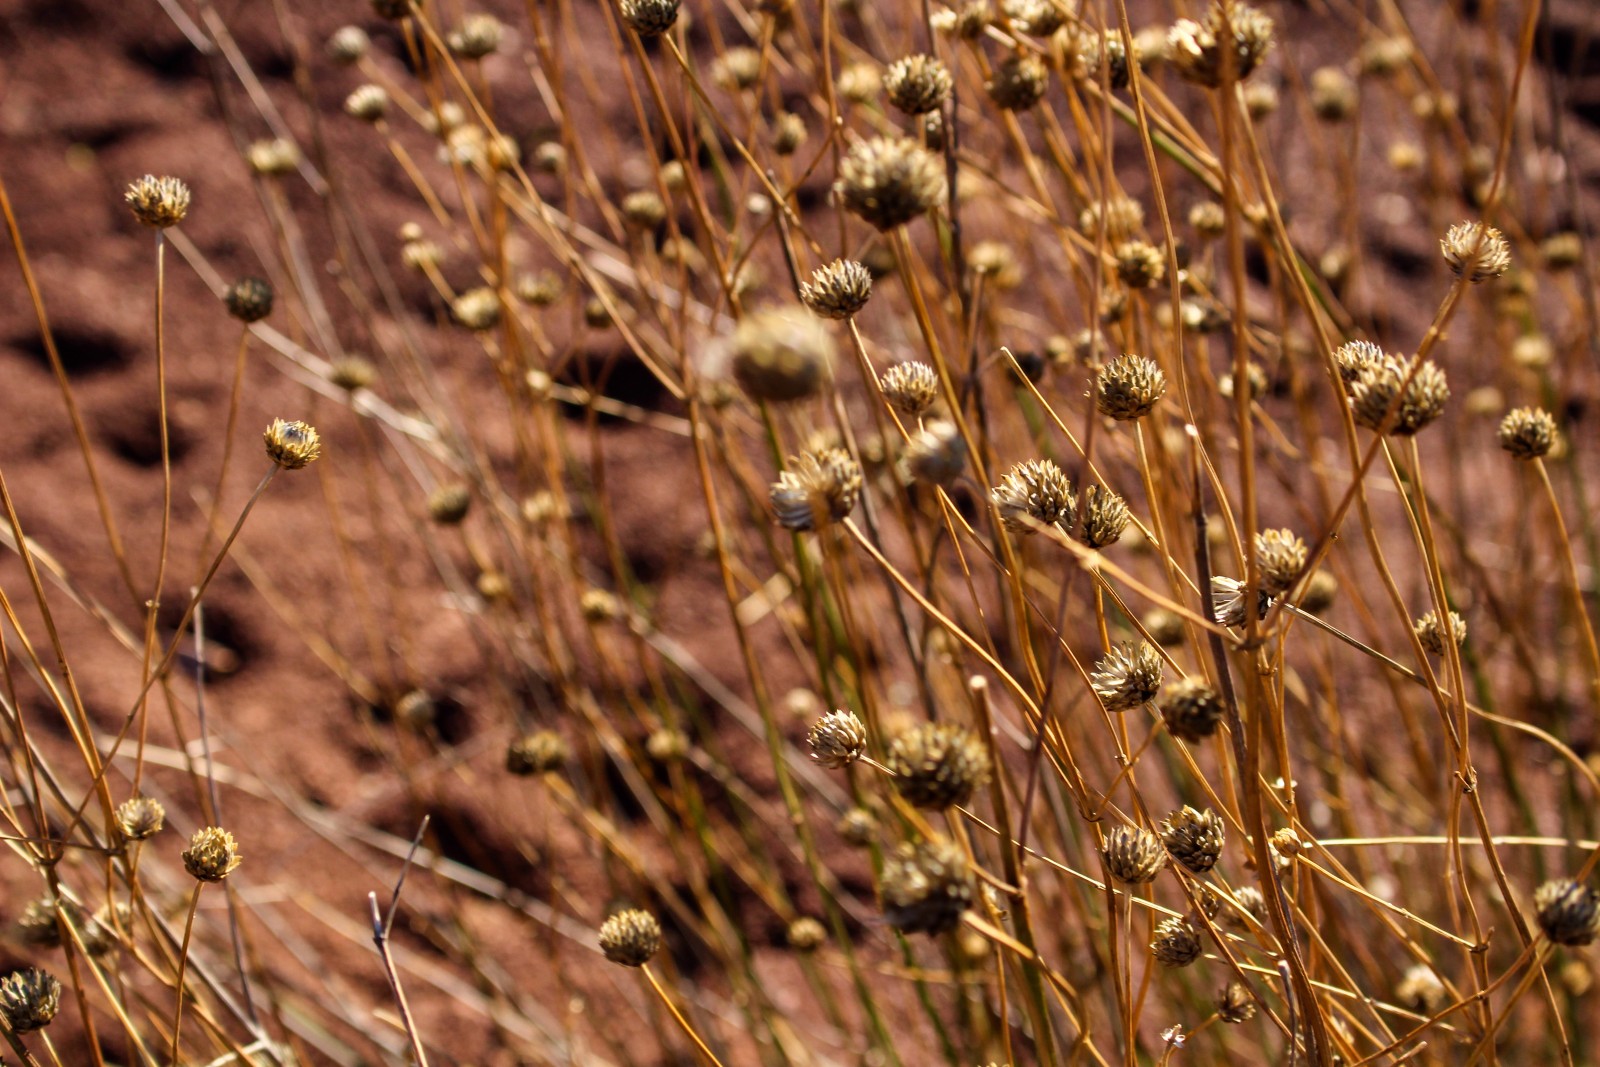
[598,909,662,966]
[881,836,974,935]
[992,459,1076,535]
[1413,610,1466,657]
[800,259,873,320]
[116,795,166,840]
[730,306,834,403]
[836,807,877,847]
[1536,879,1600,946]
[806,709,868,769]
[1498,406,1557,460]
[1441,221,1511,282]
[344,84,390,123]
[880,361,941,417]
[224,277,274,323]
[1309,66,1357,122]
[1095,353,1167,421]
[182,826,243,883]
[885,54,953,115]
[622,0,680,35]
[447,13,503,58]
[506,730,569,776]
[1218,979,1257,1023]
[0,968,60,1034]
[884,722,991,811]
[838,136,946,231]
[1079,484,1131,548]
[786,917,827,952]
[1350,356,1449,436]
[771,111,807,156]
[326,25,370,63]
[986,54,1049,111]
[1102,824,1166,884]
[1091,641,1163,713]
[1150,917,1203,967]
[902,419,967,485]
[263,419,322,470]
[1113,240,1165,289]
[427,483,471,525]
[1160,677,1224,742]
[1160,805,1226,874]
[1168,3,1275,89]
[247,137,300,177]
[1253,528,1306,596]
[125,174,191,229]
[1395,964,1447,1014]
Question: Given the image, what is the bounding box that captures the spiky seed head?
[1079,485,1131,548]
[116,796,166,840]
[1189,201,1226,239]
[838,137,946,231]
[881,361,941,417]
[881,837,974,935]
[1541,232,1583,271]
[599,909,661,966]
[807,709,868,769]
[951,0,991,38]
[182,826,242,882]
[428,483,472,524]
[1160,677,1224,742]
[992,459,1076,535]
[886,54,953,115]
[1219,980,1257,1023]
[902,419,967,485]
[1077,30,1129,89]
[1413,610,1466,657]
[452,287,501,331]
[1102,824,1166,884]
[506,731,569,776]
[986,54,1049,110]
[1114,241,1165,289]
[771,111,807,155]
[125,175,190,228]
[618,191,666,231]
[224,277,274,323]
[837,62,882,103]
[1350,356,1449,436]
[329,355,378,393]
[344,84,390,122]
[712,47,763,91]
[1150,917,1203,966]
[837,807,877,846]
[1095,354,1167,421]
[1168,3,1275,88]
[1003,0,1065,36]
[1253,528,1306,596]
[800,260,872,319]
[1536,879,1600,946]
[1228,886,1266,929]
[263,419,321,470]
[730,306,834,403]
[1333,340,1386,392]
[621,0,679,35]
[447,13,503,58]
[1091,641,1163,713]
[1309,66,1357,121]
[770,448,862,530]
[0,969,60,1034]
[1441,221,1511,282]
[515,271,563,307]
[884,722,991,810]
[786,917,827,952]
[1499,406,1557,460]
[1143,608,1187,647]
[1211,575,1270,627]
[327,25,370,62]
[247,137,300,176]
[1161,806,1226,873]
[1080,196,1144,239]
[1395,965,1447,1014]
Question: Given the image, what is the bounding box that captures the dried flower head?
[986,54,1049,110]
[427,483,472,525]
[837,62,882,103]
[771,111,807,155]
[599,909,661,966]
[116,796,165,840]
[1333,340,1386,391]
[1219,362,1266,399]
[344,84,390,122]
[807,709,868,769]
[645,726,689,762]
[621,190,666,231]
[1536,879,1600,946]
[1395,965,1447,1014]
[1160,677,1224,742]
[1499,406,1557,460]
[1077,30,1129,89]
[1168,3,1275,88]
[1189,201,1226,239]
[881,361,942,417]
[1219,980,1257,1023]
[1114,241,1165,289]
[837,807,877,846]
[1228,885,1266,929]
[1102,824,1165,884]
[787,917,827,952]
[1004,0,1066,36]
[0,969,60,1034]
[838,136,946,231]
[514,271,563,307]
[224,277,274,323]
[125,175,191,228]
[1254,528,1305,596]
[327,25,370,62]
[447,13,503,58]
[1161,806,1226,873]
[13,899,67,948]
[452,286,501,331]
[1091,641,1163,712]
[800,259,872,319]
[1350,356,1449,436]
[506,731,569,776]
[771,448,862,530]
[713,47,763,91]
[1150,917,1203,967]
[1095,354,1167,421]
[1211,575,1270,627]
[881,836,974,935]
[1309,66,1357,121]
[730,306,834,402]
[992,459,1076,535]
[886,54,953,115]
[1413,610,1466,657]
[1542,232,1583,271]
[885,722,991,810]
[247,137,300,176]
[622,0,679,35]
[1441,221,1511,282]
[263,419,321,470]
[1079,485,1131,548]
[182,826,242,882]
[1081,196,1145,239]
[329,355,378,392]
[902,419,967,485]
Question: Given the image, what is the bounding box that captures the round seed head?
[1219,980,1257,1023]
[182,826,242,882]
[787,917,827,952]
[1189,201,1226,239]
[263,419,321,470]
[771,111,807,155]
[1219,362,1266,399]
[1541,232,1583,271]
[1091,641,1163,712]
[1211,575,1270,627]
[986,54,1048,110]
[1536,879,1600,946]
[992,459,1076,535]
[1168,3,1275,88]
[1003,0,1066,36]
[1150,917,1203,967]
[0,969,60,1033]
[327,25,370,62]
[838,136,946,231]
[1350,356,1449,436]
[881,361,942,417]
[401,236,442,271]
[881,836,974,935]
[329,355,378,392]
[1358,35,1412,76]
[1441,221,1511,282]
[1309,66,1357,121]
[1333,340,1386,392]
[515,271,563,307]
[1080,196,1145,239]
[1160,805,1226,873]
[1143,608,1187,647]
[599,909,661,966]
[247,138,300,177]
[837,807,877,846]
[344,84,390,122]
[621,0,680,35]
[1077,30,1129,89]
[1102,824,1165,884]
[580,588,624,623]
[712,47,763,91]
[533,141,567,175]
[807,709,868,769]
[447,13,503,58]
[1114,241,1165,288]
[1095,354,1167,421]
[1413,610,1466,657]
[952,0,991,38]
[1300,569,1338,614]
[730,306,834,403]
[800,259,872,319]
[116,795,166,840]
[452,287,501,331]
[969,241,1021,289]
[1395,965,1447,1014]
[885,54,953,115]
[1498,406,1557,460]
[1227,885,1266,929]
[837,62,882,103]
[885,722,991,810]
[1079,484,1131,548]
[224,277,274,323]
[770,448,862,530]
[902,419,967,485]
[125,175,190,228]
[428,483,472,524]
[645,726,689,762]
[1160,677,1224,742]
[1253,528,1306,596]
[13,900,66,948]
[621,191,666,231]
[506,730,569,775]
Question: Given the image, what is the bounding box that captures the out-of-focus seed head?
[885,722,991,810]
[1499,406,1557,460]
[1300,569,1338,614]
[1413,610,1466,657]
[881,836,974,935]
[622,0,680,36]
[1189,201,1226,240]
[599,909,662,966]
[1077,30,1130,89]
[1161,806,1226,873]
[1219,980,1257,1023]
[328,355,378,393]
[116,796,166,840]
[344,84,390,123]
[1150,917,1203,966]
[645,726,690,762]
[125,175,191,229]
[1160,677,1224,742]
[1358,35,1412,77]
[533,141,567,175]
[902,419,967,485]
[837,807,878,847]
[14,900,65,948]
[838,136,946,231]
[1253,528,1306,596]
[1227,885,1266,930]
[1536,879,1600,946]
[807,709,867,769]
[952,0,991,38]
[730,306,834,403]
[0,969,60,1034]
[1102,824,1166,884]
[223,277,274,323]
[447,13,503,57]
[1395,965,1447,1014]
[506,730,569,776]
[772,111,807,155]
[428,483,472,524]
[327,25,370,62]
[1114,241,1166,288]
[1542,232,1583,271]
[580,588,625,623]
[886,54,953,115]
[1091,641,1163,712]
[969,241,1021,289]
[787,917,827,952]
[1143,607,1187,647]
[451,286,501,331]
[247,138,300,177]
[991,459,1076,535]
[263,419,321,470]
[986,54,1049,110]
[800,259,872,319]
[515,271,563,307]
[1333,340,1386,392]
[620,190,666,231]
[770,448,862,530]
[712,47,763,90]
[1219,362,1267,400]
[1168,3,1275,88]
[182,826,242,882]
[1309,66,1357,121]
[1441,221,1511,282]
[1351,356,1450,436]
[1095,354,1167,421]
[838,62,882,103]
[1080,196,1145,239]
[881,361,942,417]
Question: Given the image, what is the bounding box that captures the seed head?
[1228,885,1266,929]
[125,175,191,228]
[902,419,967,485]
[506,731,569,776]
[992,459,1076,535]
[772,111,807,155]
[1219,980,1257,1023]
[182,826,242,882]
[1080,196,1144,239]
[599,909,661,966]
[621,0,680,35]
[837,62,882,103]
[452,287,501,331]
[800,259,873,319]
[885,722,991,810]
[646,727,689,762]
[1003,0,1066,36]
[1413,610,1466,657]
[730,306,834,403]
[1541,232,1583,271]
[1095,354,1167,421]
[1211,575,1270,627]
[1189,201,1226,239]
[1077,30,1129,89]
[422,484,470,526]
[1102,824,1165,884]
[1114,241,1165,288]
[1161,806,1226,873]
[712,47,763,91]
[621,191,666,231]
[116,796,166,840]
[838,137,946,231]
[886,54,953,115]
[224,277,274,323]
[1301,569,1338,613]
[787,917,827,952]
[329,355,378,392]
[1309,66,1357,121]
[1350,356,1449,436]
[263,419,321,470]
[1160,677,1224,742]
[1536,879,1600,946]
[327,25,370,62]
[986,54,1049,111]
[344,84,390,122]
[1333,340,1386,392]
[247,138,300,177]
[837,807,877,846]
[881,361,942,417]
[1079,484,1131,548]
[950,0,991,38]
[770,448,862,530]
[1499,406,1557,460]
[1091,641,1163,713]
[1441,221,1511,282]
[0,969,60,1034]
[807,709,868,769]
[448,13,503,58]
[1219,363,1266,399]
[881,836,974,935]
[1150,917,1203,967]
[1168,3,1275,88]
[1253,528,1305,596]
[1395,965,1447,1014]
[515,271,563,307]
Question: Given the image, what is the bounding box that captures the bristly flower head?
[1079,484,1131,548]
[800,259,873,319]
[1091,641,1163,712]
[344,84,390,122]
[452,286,502,331]
[838,137,946,231]
[599,909,662,966]
[1102,824,1165,884]
[884,722,991,810]
[986,54,1049,110]
[0,968,60,1033]
[1114,241,1165,289]
[885,54,953,115]
[447,13,503,58]
[1212,575,1271,627]
[1160,677,1224,741]
[992,459,1076,535]
[1253,528,1306,596]
[182,826,242,882]
[730,306,835,402]
[1441,221,1511,282]
[115,796,166,840]
[263,419,322,470]
[807,709,868,769]
[505,731,569,776]
[881,836,974,935]
[1095,354,1167,421]
[125,175,191,228]
[1219,979,1257,1023]
[1498,406,1557,460]
[1350,356,1449,436]
[1535,879,1600,946]
[1168,3,1275,88]
[902,419,967,485]
[1150,917,1203,966]
[1333,340,1386,392]
[881,361,942,417]
[621,0,679,35]
[770,448,862,530]
[1413,610,1466,657]
[1160,805,1226,873]
[224,277,274,323]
